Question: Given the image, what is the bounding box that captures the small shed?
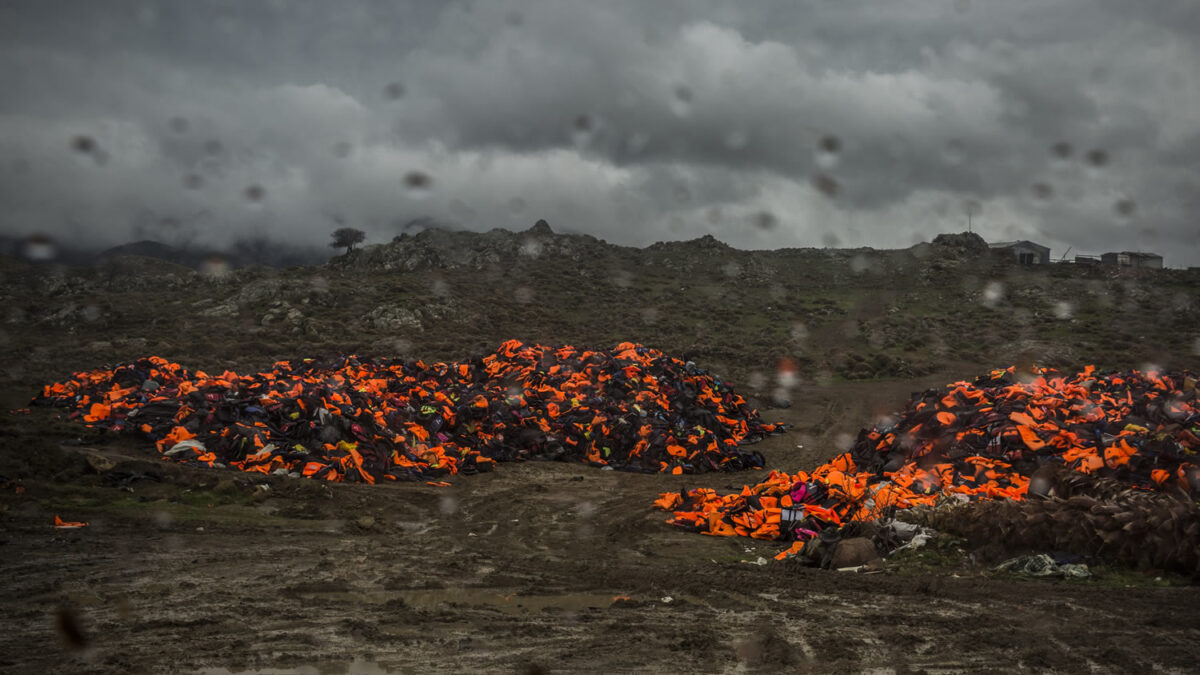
[1100,251,1163,269]
[989,240,1051,265]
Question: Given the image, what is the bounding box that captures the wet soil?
[3,380,1199,674]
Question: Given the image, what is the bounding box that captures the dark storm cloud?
[0,0,1197,265]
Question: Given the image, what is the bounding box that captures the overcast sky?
[1,0,1198,265]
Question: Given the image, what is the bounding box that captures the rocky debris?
[362,302,464,332]
[931,232,989,255]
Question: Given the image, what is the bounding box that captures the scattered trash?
[35,341,783,483]
[994,553,1091,579]
[656,366,1198,564]
[54,515,88,529]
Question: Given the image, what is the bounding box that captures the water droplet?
[332,141,353,158]
[168,116,189,134]
[747,372,767,390]
[21,234,57,261]
[625,130,650,155]
[835,433,854,452]
[431,279,449,297]
[514,286,534,304]
[1085,149,1109,168]
[571,115,595,148]
[201,256,231,278]
[811,174,840,198]
[439,495,458,515]
[1053,301,1073,320]
[790,322,808,342]
[504,10,525,27]
[508,197,527,214]
[670,85,693,117]
[724,129,748,150]
[519,239,542,257]
[640,307,660,325]
[404,171,432,198]
[706,207,722,224]
[81,305,102,322]
[943,139,966,165]
[821,232,841,247]
[849,255,869,274]
[1192,336,1200,356]
[1114,198,1135,218]
[383,82,405,100]
[204,139,223,155]
[752,211,777,231]
[673,186,691,205]
[71,135,96,154]
[183,174,204,190]
[1031,182,1053,200]
[1051,141,1072,160]
[777,358,798,389]
[982,281,1004,307]
[721,262,742,278]
[815,135,841,169]
[244,185,266,202]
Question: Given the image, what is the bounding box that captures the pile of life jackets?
[655,366,1199,561]
[34,340,783,482]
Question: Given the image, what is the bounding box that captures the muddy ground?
[3,377,1199,675]
[2,249,1199,673]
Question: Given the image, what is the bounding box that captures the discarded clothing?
[994,554,1091,579]
[35,340,783,482]
[656,366,1198,563]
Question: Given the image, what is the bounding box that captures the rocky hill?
[1,221,1197,407]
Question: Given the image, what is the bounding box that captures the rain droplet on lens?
[384,82,405,100]
[55,606,88,651]
[821,232,841,247]
[1031,182,1053,200]
[504,10,524,26]
[1053,301,1073,320]
[514,286,534,304]
[811,174,840,198]
[404,171,432,197]
[168,116,189,134]
[22,234,58,261]
[1051,141,1072,159]
[571,115,595,147]
[943,139,966,165]
[71,135,96,154]
[509,196,527,214]
[815,136,841,169]
[183,173,204,190]
[201,256,231,278]
[204,139,223,155]
[982,280,1004,307]
[1115,198,1135,217]
[332,141,353,158]
[753,211,777,231]
[724,129,748,150]
[1086,149,1109,167]
[670,85,693,117]
[81,304,102,322]
[244,184,266,202]
[672,186,691,205]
